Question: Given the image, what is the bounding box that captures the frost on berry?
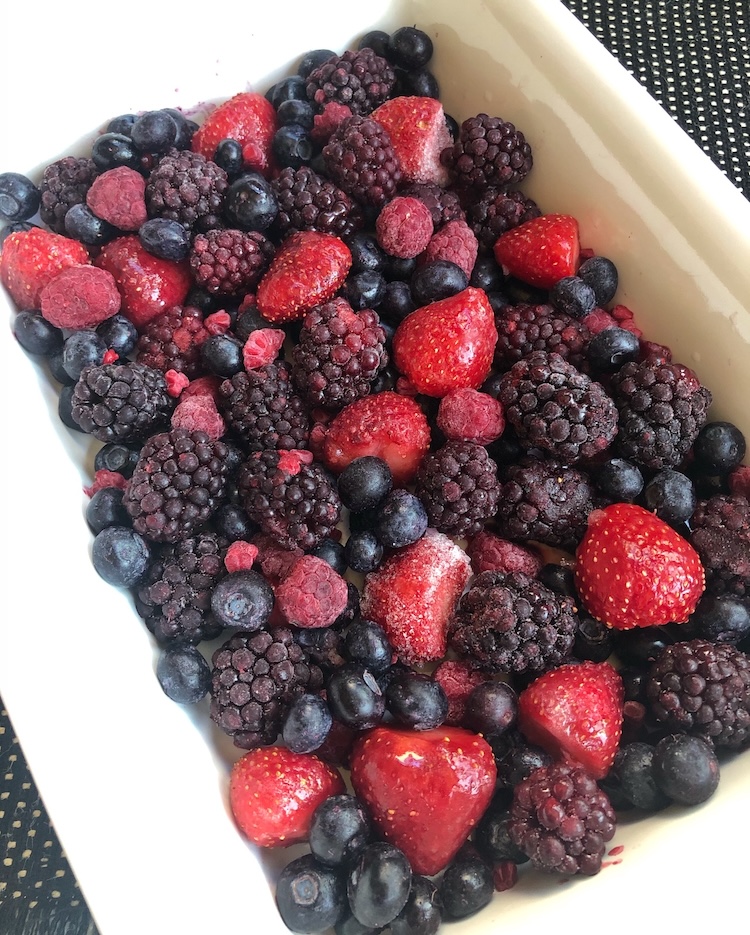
[86,166,148,231]
[171,395,226,439]
[437,388,505,444]
[375,196,433,259]
[225,540,259,573]
[275,555,349,628]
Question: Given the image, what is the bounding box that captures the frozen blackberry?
[136,305,210,379]
[189,228,275,295]
[498,351,618,464]
[323,115,402,209]
[493,303,591,373]
[145,148,229,232]
[291,297,388,409]
[123,429,230,544]
[399,180,465,230]
[508,761,617,875]
[71,362,174,443]
[467,187,542,251]
[134,533,227,645]
[217,362,310,451]
[611,359,712,469]
[237,449,342,551]
[39,156,98,233]
[441,114,532,192]
[645,639,750,749]
[210,628,323,749]
[271,166,364,239]
[306,47,396,115]
[449,570,577,675]
[414,441,501,538]
[689,494,750,599]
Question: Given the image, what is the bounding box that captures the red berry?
[372,96,452,186]
[242,327,285,370]
[0,227,89,308]
[375,196,433,259]
[436,387,505,445]
[224,540,259,573]
[40,265,121,330]
[418,218,478,279]
[192,92,277,176]
[493,214,580,289]
[86,166,147,231]
[170,394,226,439]
[433,660,489,726]
[466,530,542,577]
[275,554,349,628]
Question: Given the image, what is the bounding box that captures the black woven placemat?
[1,3,748,933]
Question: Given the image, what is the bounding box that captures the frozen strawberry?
[95,235,192,330]
[0,227,89,308]
[191,91,277,176]
[229,746,344,847]
[517,661,624,780]
[392,287,497,397]
[256,231,351,324]
[372,96,452,186]
[350,725,496,875]
[360,528,471,665]
[494,214,580,289]
[321,390,430,486]
[574,502,705,630]
[40,265,121,330]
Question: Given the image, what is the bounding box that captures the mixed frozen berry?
[3,21,750,935]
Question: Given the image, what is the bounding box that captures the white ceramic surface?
[1,1,749,933]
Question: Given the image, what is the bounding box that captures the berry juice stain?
[608,845,625,856]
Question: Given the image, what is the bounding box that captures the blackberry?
[237,450,342,551]
[306,48,396,116]
[189,228,274,295]
[498,351,618,464]
[145,148,228,232]
[39,156,98,233]
[136,305,210,379]
[493,303,591,373]
[450,571,577,674]
[209,628,323,749]
[291,297,388,409]
[323,115,402,209]
[495,457,599,551]
[441,114,533,192]
[611,359,713,469]
[467,187,542,252]
[134,533,227,645]
[414,441,501,537]
[689,494,750,599]
[123,429,230,544]
[217,362,310,451]
[271,166,364,240]
[508,761,617,875]
[646,638,750,749]
[71,362,174,443]
[399,180,465,230]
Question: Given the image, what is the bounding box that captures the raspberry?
[40,265,121,330]
[418,219,478,279]
[493,303,592,373]
[251,532,304,586]
[136,305,211,380]
[433,660,489,726]
[275,555,349,628]
[242,328,286,370]
[375,196,433,259]
[145,148,228,232]
[171,394,226,439]
[466,531,542,577]
[83,469,129,496]
[730,465,750,499]
[689,494,750,599]
[441,114,533,192]
[271,166,364,240]
[436,388,505,445]
[322,115,402,209]
[306,48,396,116]
[86,167,147,231]
[467,188,542,251]
[39,155,99,233]
[189,229,275,295]
[224,540,259,573]
[400,181,465,229]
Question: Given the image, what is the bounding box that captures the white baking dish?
[1,0,749,932]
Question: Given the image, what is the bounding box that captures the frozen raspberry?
[433,660,489,726]
[251,532,304,586]
[242,328,286,370]
[375,196,433,259]
[40,265,121,330]
[467,530,542,577]
[205,311,232,335]
[165,370,190,397]
[182,374,221,400]
[436,388,505,444]
[86,167,147,231]
[730,466,750,500]
[224,540,259,573]
[83,469,129,497]
[310,102,354,144]
[418,218,478,279]
[275,555,349,628]
[171,394,226,439]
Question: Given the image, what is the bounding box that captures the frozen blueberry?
[210,570,274,630]
[439,855,494,920]
[200,334,244,377]
[267,75,308,109]
[139,217,191,261]
[91,132,142,172]
[578,255,619,306]
[277,99,315,130]
[379,280,416,324]
[358,30,391,57]
[163,108,196,150]
[310,794,372,868]
[587,327,640,373]
[86,487,130,534]
[595,458,644,501]
[383,254,417,282]
[341,271,386,310]
[344,620,393,674]
[94,442,140,479]
[97,314,138,357]
[347,231,387,274]
[612,742,671,812]
[276,854,347,934]
[131,110,178,154]
[223,173,278,231]
[282,693,333,754]
[272,124,315,169]
[344,530,384,573]
[62,330,107,380]
[347,842,412,929]
[390,876,441,935]
[374,489,428,549]
[12,311,63,357]
[326,664,385,730]
[689,594,750,644]
[474,804,529,865]
[396,67,440,99]
[538,563,577,597]
[213,138,244,179]
[470,254,505,293]
[652,734,720,805]
[65,203,118,246]
[0,172,41,222]
[386,26,434,69]
[385,672,448,730]
[106,114,137,136]
[550,275,596,319]
[464,681,518,736]
[297,48,337,79]
[573,614,616,662]
[643,469,696,525]
[410,260,468,305]
[156,644,212,704]
[92,526,151,587]
[692,421,747,475]
[310,537,348,576]
[337,456,393,512]
[234,303,270,341]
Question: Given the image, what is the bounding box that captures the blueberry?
[223,173,278,231]
[282,693,333,754]
[277,99,315,130]
[310,794,372,868]
[341,271,386,310]
[94,442,140,479]
[49,352,76,386]
[574,614,616,662]
[156,644,212,704]
[439,855,493,920]
[91,132,142,172]
[234,303,270,341]
[64,203,118,246]
[470,254,505,293]
[374,489,428,549]
[12,311,63,357]
[586,326,640,372]
[267,75,308,109]
[385,672,448,730]
[344,530,384,573]
[613,627,671,667]
[693,421,747,474]
[86,487,129,534]
[0,172,41,222]
[396,67,440,99]
[0,220,35,247]
[139,217,190,261]
[537,563,577,597]
[106,114,137,136]
[358,30,391,58]
[550,275,596,319]
[338,456,393,512]
[96,314,138,357]
[347,842,412,929]
[464,681,517,736]
[200,334,244,377]
[643,469,696,525]
[486,290,511,314]
[689,594,750,644]
[612,742,671,811]
[310,537,348,575]
[379,280,415,324]
[210,570,274,630]
[162,108,196,150]
[212,138,244,179]
[335,915,379,935]
[386,27,434,69]
[444,112,460,141]
[474,807,529,865]
[211,503,257,542]
[295,628,346,671]
[410,260,468,305]
[272,124,315,169]
[595,457,644,501]
[344,620,393,674]
[652,734,720,805]
[578,255,619,306]
[298,48,337,79]
[347,232,386,274]
[390,875,441,935]
[62,330,107,380]
[91,526,151,587]
[326,664,385,730]
[383,254,416,282]
[131,110,178,154]
[276,854,347,934]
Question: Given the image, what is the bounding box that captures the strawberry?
[391,287,497,397]
[371,96,452,186]
[493,214,580,289]
[191,91,277,176]
[94,235,192,331]
[0,227,90,308]
[321,390,430,486]
[350,725,496,876]
[517,661,624,780]
[360,528,472,664]
[229,745,344,848]
[574,502,705,630]
[256,231,351,324]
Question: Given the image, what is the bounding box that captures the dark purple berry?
[94,442,140,479]
[344,620,393,674]
[200,334,244,377]
[326,664,385,730]
[156,644,212,704]
[390,876,441,935]
[310,794,372,867]
[273,124,316,169]
[213,138,244,179]
[578,255,618,306]
[693,421,747,474]
[91,133,142,172]
[282,693,333,754]
[464,681,518,736]
[689,594,750,644]
[139,217,190,261]
[12,311,63,357]
[574,614,616,662]
[595,458,644,501]
[209,570,274,630]
[341,271,386,310]
[298,49,337,80]
[347,842,412,930]
[223,173,278,231]
[91,525,151,587]
[97,313,138,357]
[439,855,493,920]
[374,489,428,549]
[0,172,41,222]
[643,469,696,525]
[652,734,720,805]
[131,110,178,153]
[410,260,468,305]
[344,530,384,573]
[358,30,391,58]
[338,456,393,512]
[62,330,107,380]
[586,327,640,373]
[276,854,347,934]
[386,27,433,69]
[385,672,448,730]
[86,487,130,534]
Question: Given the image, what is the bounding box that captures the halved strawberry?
[574,502,706,630]
[517,661,624,780]
[0,227,90,308]
[191,91,277,176]
[493,214,580,289]
[372,96,452,186]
